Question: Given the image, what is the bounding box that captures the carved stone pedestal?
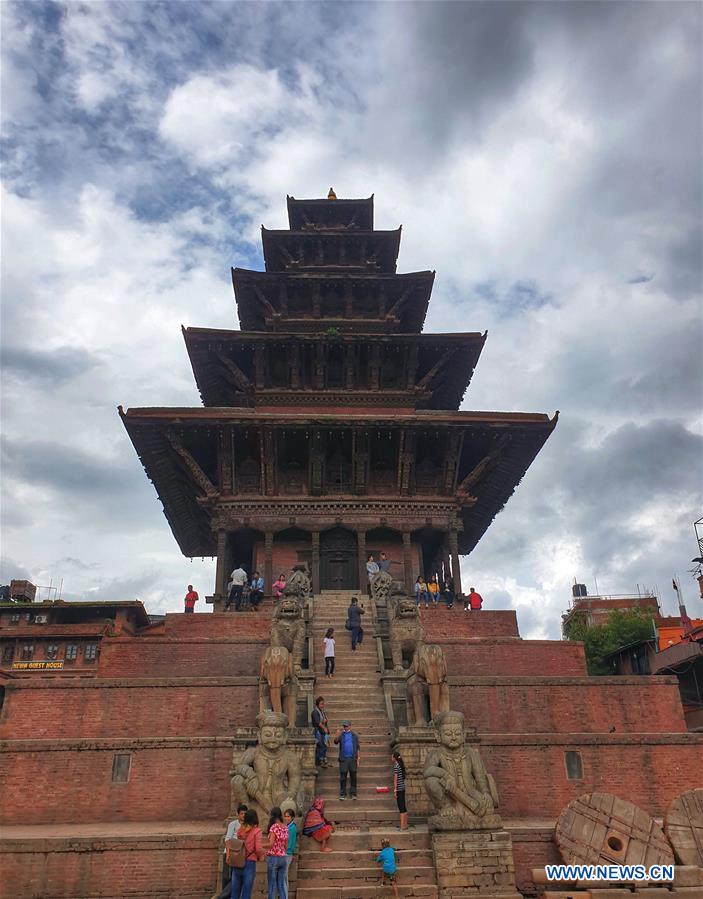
[431,829,521,899]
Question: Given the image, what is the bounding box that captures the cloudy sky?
[1,1,701,637]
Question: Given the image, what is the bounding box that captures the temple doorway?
[320,527,358,590]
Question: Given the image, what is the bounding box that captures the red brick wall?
[97,637,267,678]
[0,741,233,825]
[448,676,687,734]
[420,609,519,639]
[162,609,272,638]
[0,678,259,740]
[481,735,703,818]
[508,826,561,894]
[0,833,219,899]
[440,638,587,676]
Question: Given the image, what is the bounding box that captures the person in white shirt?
[226,565,248,612]
[224,803,248,853]
[323,627,335,678]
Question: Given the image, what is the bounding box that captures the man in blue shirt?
[249,572,264,609]
[333,720,360,800]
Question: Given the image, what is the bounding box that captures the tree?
[564,607,656,675]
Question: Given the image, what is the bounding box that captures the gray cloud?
[2,346,101,385]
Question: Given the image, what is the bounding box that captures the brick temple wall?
[0,831,219,899]
[0,677,260,740]
[448,675,687,734]
[419,607,520,638]
[440,637,587,675]
[0,738,233,825]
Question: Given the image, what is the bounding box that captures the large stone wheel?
[555,792,674,867]
[664,788,703,865]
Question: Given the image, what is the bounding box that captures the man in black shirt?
[347,596,365,651]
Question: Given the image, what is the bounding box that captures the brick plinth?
[419,608,520,639]
[448,676,686,734]
[441,638,587,676]
[0,827,221,899]
[431,829,520,898]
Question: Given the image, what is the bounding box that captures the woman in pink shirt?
[273,573,287,599]
[266,806,290,899]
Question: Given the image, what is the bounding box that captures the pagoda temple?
[120,193,557,601]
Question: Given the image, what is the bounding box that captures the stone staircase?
[296,590,438,898]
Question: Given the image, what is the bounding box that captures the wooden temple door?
[320,527,358,591]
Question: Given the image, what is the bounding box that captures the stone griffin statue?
[388,586,425,670]
[282,563,311,604]
[270,595,306,672]
[423,710,500,831]
[231,710,304,819]
[259,644,297,722]
[407,642,450,724]
[370,569,394,604]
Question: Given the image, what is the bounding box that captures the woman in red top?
[302,797,335,852]
[266,807,289,899]
[231,809,264,899]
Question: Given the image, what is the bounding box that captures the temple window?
[45,643,59,660]
[269,346,289,388]
[112,753,132,783]
[65,644,78,662]
[9,613,19,624]
[2,644,14,662]
[564,750,584,780]
[84,643,98,662]
[21,644,34,660]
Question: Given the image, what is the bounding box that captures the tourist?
[184,584,199,614]
[302,797,335,852]
[231,808,264,899]
[414,576,429,609]
[334,720,360,800]
[273,573,287,599]
[226,565,248,612]
[366,554,379,594]
[427,576,440,606]
[283,809,297,892]
[311,696,329,768]
[378,551,392,574]
[392,750,408,830]
[467,587,483,612]
[323,627,335,678]
[223,803,248,885]
[224,803,249,847]
[441,576,455,609]
[347,596,365,651]
[266,807,289,899]
[250,571,265,610]
[375,838,400,898]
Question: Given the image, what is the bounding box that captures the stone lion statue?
[389,592,425,670]
[407,642,450,724]
[271,595,306,671]
[423,709,500,831]
[231,710,304,819]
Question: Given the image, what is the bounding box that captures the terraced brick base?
[431,829,520,898]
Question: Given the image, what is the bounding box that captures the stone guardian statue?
[423,710,500,831]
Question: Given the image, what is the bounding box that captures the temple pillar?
[264,531,273,596]
[311,531,320,595]
[441,536,451,585]
[357,529,367,595]
[403,531,413,597]
[448,530,462,598]
[290,342,300,389]
[215,528,228,601]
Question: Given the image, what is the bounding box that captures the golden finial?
[327,187,337,200]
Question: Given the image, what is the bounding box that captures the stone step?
[296,884,438,898]
[299,849,435,869]
[302,830,432,851]
[298,865,437,884]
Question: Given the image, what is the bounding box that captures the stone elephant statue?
[407,642,450,724]
[259,644,298,723]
